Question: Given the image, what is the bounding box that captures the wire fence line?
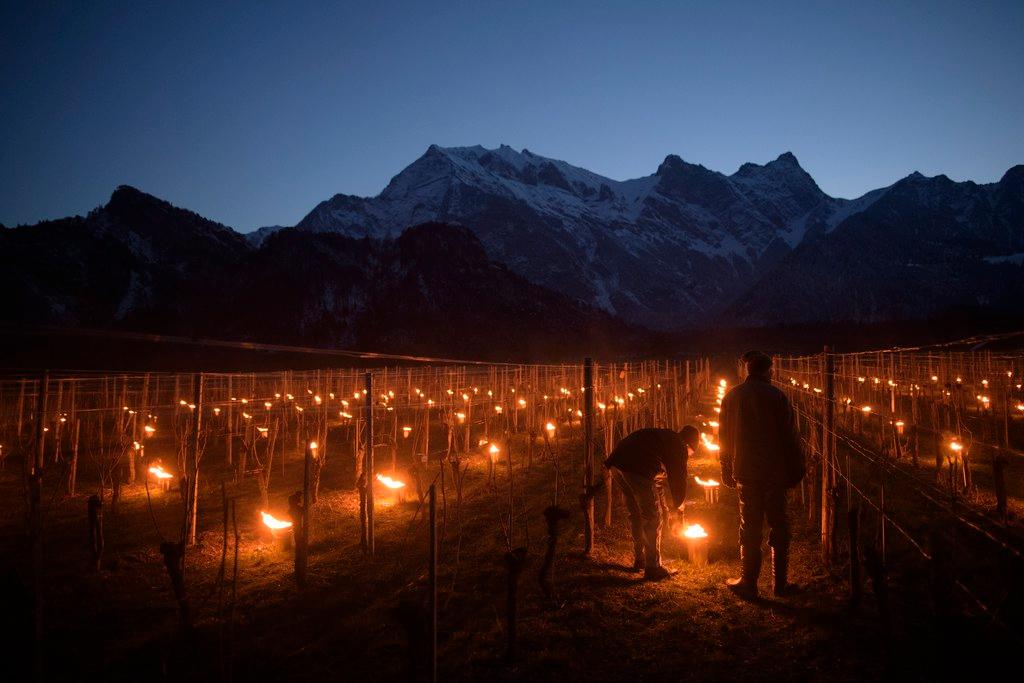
[771,345,1024,637]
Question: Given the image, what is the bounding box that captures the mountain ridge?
[5,145,1022,336]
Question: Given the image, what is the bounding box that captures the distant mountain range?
[284,145,1024,327]
[2,145,1022,355]
[0,186,639,360]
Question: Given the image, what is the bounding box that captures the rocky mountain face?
[0,187,641,361]
[294,145,1024,328]
[725,167,1024,325]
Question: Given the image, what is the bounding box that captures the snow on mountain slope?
[297,145,867,327]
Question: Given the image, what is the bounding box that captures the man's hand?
[673,503,687,525]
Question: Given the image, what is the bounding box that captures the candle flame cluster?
[148,465,173,480]
[375,473,406,489]
[700,432,720,452]
[261,511,293,530]
[682,523,709,539]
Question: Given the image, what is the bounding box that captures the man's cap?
[741,350,772,374]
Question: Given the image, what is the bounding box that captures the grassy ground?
[0,438,1014,681]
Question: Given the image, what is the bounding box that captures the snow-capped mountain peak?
[294,145,1022,328]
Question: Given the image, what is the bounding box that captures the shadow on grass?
[575,572,647,589]
[584,559,642,573]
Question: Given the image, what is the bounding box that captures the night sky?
[2,0,1022,231]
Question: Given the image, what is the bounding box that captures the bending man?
[604,425,699,581]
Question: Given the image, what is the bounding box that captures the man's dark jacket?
[604,428,688,508]
[719,374,805,488]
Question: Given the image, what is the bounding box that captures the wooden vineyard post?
[68,417,80,496]
[821,348,835,566]
[186,374,204,546]
[582,357,595,555]
[295,440,312,588]
[428,482,437,683]
[226,375,234,471]
[365,372,375,557]
[30,371,48,679]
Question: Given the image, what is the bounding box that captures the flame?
[148,465,173,480]
[682,524,709,539]
[488,443,500,458]
[694,476,720,487]
[544,422,556,434]
[376,473,406,489]
[144,425,156,435]
[261,511,293,530]
[700,432,720,452]
[861,405,872,414]
[950,441,964,453]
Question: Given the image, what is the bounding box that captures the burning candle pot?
[375,472,407,505]
[148,464,174,492]
[694,476,720,504]
[261,510,294,549]
[681,523,710,567]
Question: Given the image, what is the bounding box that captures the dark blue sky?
[2,1,1022,231]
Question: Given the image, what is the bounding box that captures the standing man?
[720,351,805,598]
[604,425,700,581]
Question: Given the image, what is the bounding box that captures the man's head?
[742,350,772,377]
[679,425,700,454]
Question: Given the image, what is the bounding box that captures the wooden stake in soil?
[582,357,595,555]
[539,505,570,600]
[821,348,835,566]
[504,547,528,662]
[30,371,48,679]
[185,374,204,546]
[365,372,375,557]
[294,441,313,588]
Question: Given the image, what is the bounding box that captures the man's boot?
[772,546,801,596]
[726,546,760,598]
[644,565,677,581]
